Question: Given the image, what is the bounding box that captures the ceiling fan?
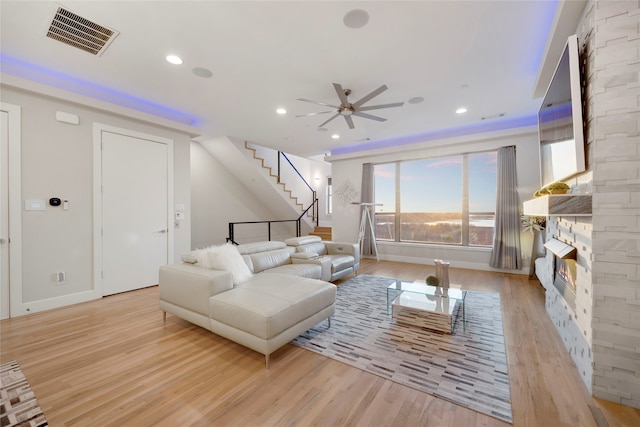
[296,83,404,129]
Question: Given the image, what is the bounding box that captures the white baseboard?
[13,289,101,317]
[365,254,530,275]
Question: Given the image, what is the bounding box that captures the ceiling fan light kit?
[297,83,404,130]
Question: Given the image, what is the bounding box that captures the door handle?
[156,229,167,234]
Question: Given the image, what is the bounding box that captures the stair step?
[309,226,332,241]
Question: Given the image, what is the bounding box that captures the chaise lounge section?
[159,241,337,367]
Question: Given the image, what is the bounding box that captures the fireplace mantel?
[523,194,592,217]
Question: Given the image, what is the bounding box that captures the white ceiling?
[0,1,584,158]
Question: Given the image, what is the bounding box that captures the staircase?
[245,142,305,212]
[197,136,326,244]
[244,141,317,223]
[309,226,332,241]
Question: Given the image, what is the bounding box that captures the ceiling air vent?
[46,5,118,56]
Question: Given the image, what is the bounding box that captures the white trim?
[0,103,24,317]
[21,290,100,315]
[372,253,529,275]
[93,123,174,296]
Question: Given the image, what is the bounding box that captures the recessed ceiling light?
[192,67,212,78]
[456,107,468,114]
[166,55,183,65]
[331,134,340,139]
[343,9,369,29]
[276,108,287,115]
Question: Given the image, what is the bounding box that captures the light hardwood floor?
[2,259,639,426]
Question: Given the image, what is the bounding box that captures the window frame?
[373,150,496,247]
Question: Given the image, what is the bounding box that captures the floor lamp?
[352,202,381,261]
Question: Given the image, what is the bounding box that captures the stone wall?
[587,0,640,408]
[538,0,639,408]
[540,172,594,391]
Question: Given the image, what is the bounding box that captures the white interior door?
[101,131,170,296]
[0,111,9,318]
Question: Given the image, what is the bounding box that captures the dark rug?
[0,360,48,427]
[292,274,512,423]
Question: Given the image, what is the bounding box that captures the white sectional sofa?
[285,235,360,281]
[159,241,336,367]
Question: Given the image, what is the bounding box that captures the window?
[373,151,496,246]
[374,163,396,240]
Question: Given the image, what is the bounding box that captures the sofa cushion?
[330,254,355,273]
[285,236,322,246]
[262,263,321,279]
[248,247,295,274]
[237,240,286,255]
[295,242,327,256]
[194,243,253,285]
[181,252,198,264]
[209,273,336,340]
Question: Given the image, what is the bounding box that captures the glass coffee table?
[387,280,466,333]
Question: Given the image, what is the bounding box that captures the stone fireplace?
[531,188,594,392]
[525,1,639,408]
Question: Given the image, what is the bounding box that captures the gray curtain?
[361,163,376,256]
[489,146,522,269]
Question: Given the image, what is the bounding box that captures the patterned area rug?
[292,274,512,423]
[0,360,48,427]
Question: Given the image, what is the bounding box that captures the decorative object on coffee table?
[425,275,439,286]
[434,259,450,287]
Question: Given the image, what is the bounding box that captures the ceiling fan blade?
[318,113,340,128]
[296,98,340,109]
[295,111,333,118]
[344,115,355,129]
[353,111,387,122]
[358,102,405,111]
[352,84,388,108]
[332,83,350,105]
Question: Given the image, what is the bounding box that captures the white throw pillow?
[195,243,253,285]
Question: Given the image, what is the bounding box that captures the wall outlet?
[56,271,66,285]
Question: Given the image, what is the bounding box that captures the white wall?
[327,126,540,272]
[1,85,191,312]
[190,141,286,248]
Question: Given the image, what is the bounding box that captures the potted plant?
[543,182,570,194]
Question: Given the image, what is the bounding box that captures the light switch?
[25,199,46,211]
[176,204,185,212]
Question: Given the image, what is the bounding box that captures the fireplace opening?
[554,256,577,310]
[544,238,578,311]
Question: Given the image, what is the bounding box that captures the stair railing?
[246,142,317,220]
[278,151,315,215]
[227,198,318,245]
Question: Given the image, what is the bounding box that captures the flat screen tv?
[538,34,586,188]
